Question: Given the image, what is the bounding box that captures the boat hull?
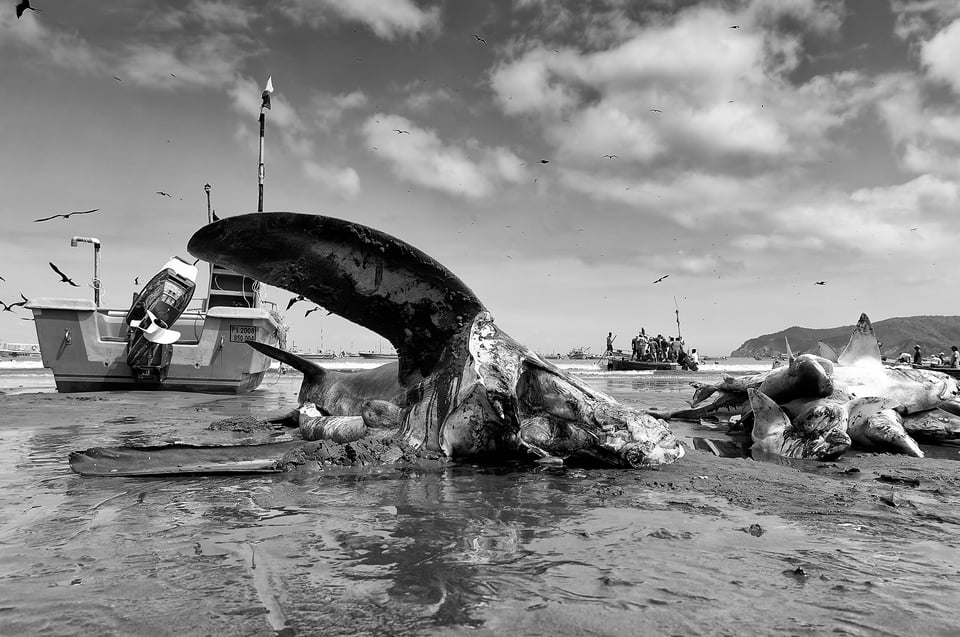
[606,357,684,372]
[26,298,281,394]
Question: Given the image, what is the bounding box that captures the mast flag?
[261,76,273,111]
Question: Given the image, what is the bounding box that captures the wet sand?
[2,372,959,635]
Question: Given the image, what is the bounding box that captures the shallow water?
[1,368,959,635]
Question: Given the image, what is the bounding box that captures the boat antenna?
[258,76,273,213]
[674,296,682,341]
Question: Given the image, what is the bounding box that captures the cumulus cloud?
[361,114,527,199]
[921,18,960,94]
[312,91,369,129]
[757,175,960,258]
[303,162,361,199]
[489,1,868,174]
[279,0,440,39]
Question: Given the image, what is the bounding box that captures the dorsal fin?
[189,213,486,383]
[837,313,882,368]
[817,341,839,363]
[246,340,327,379]
[747,388,790,451]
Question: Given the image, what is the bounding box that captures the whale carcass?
[673,313,960,459]
[70,213,684,475]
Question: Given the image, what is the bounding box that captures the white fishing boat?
[27,247,284,394]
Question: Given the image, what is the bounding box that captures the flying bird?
[304,306,321,317]
[49,262,79,287]
[155,191,172,198]
[602,154,618,159]
[286,294,305,311]
[472,34,486,44]
[33,208,100,223]
[910,226,918,231]
[393,129,410,134]
[539,159,550,164]
[729,25,740,29]
[0,293,28,312]
[649,108,662,113]
[134,276,140,286]
[814,281,826,285]
[113,76,122,82]
[0,275,5,281]
[16,0,41,18]
[652,275,670,284]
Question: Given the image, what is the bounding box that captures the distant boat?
[0,342,41,360]
[605,357,685,372]
[358,351,398,359]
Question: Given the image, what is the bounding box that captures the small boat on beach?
[358,351,398,359]
[0,342,41,361]
[27,253,284,394]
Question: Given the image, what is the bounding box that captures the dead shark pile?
[669,313,960,460]
[69,212,685,476]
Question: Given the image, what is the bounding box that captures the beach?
[1,361,959,636]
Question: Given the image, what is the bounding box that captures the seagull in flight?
[910,227,918,231]
[472,34,486,44]
[49,262,79,287]
[649,108,662,113]
[16,0,41,18]
[814,281,826,285]
[0,293,28,312]
[602,154,619,159]
[33,208,100,223]
[304,306,321,317]
[286,294,306,311]
[155,191,172,198]
[539,159,550,164]
[393,129,410,134]
[729,25,740,29]
[652,274,669,284]
[113,76,122,82]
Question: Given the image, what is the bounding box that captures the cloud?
[303,162,361,199]
[190,0,259,29]
[361,114,527,199]
[311,91,368,129]
[921,18,960,94]
[760,175,960,257]
[890,0,960,40]
[279,0,440,39]
[120,34,259,89]
[489,2,867,172]
[0,5,103,73]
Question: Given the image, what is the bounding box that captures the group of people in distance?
[604,330,699,370]
[897,344,960,367]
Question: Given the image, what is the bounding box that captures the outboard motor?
[125,257,198,382]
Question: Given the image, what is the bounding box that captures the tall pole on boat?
[204,183,212,225]
[70,236,101,307]
[258,76,273,213]
[673,296,682,341]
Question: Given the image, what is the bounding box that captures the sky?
[3,0,960,357]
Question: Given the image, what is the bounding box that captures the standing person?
[913,345,922,366]
[951,346,959,368]
[630,333,639,361]
[604,332,616,356]
[690,348,700,367]
[638,331,649,360]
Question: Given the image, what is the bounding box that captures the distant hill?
[730,315,960,359]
